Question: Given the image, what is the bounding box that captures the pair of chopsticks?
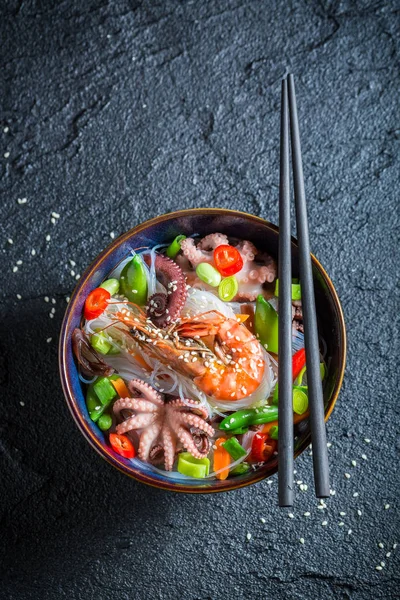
[278,75,329,506]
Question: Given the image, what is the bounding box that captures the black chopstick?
[278,79,294,507]
[287,74,330,498]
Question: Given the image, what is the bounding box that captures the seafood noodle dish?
[72,232,325,481]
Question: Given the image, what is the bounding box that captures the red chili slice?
[109,433,136,459]
[250,432,277,463]
[84,288,111,320]
[213,245,243,277]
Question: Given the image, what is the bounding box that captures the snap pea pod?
[254,295,279,354]
[120,255,148,304]
[219,405,279,432]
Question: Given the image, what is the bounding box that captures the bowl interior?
[59,210,346,493]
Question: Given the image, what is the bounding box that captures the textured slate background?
[1,1,399,598]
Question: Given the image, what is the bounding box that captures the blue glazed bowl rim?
[59,208,346,494]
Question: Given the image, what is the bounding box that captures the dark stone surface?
[0,1,399,598]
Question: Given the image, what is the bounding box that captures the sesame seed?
[330,489,336,496]
[322,521,327,526]
[246,533,252,541]
[51,217,56,224]
[70,270,75,277]
[7,238,13,244]
[338,522,344,527]
[4,151,10,158]
[16,294,21,299]
[380,561,385,567]
[357,510,362,516]
[361,454,367,460]
[12,266,18,272]
[4,126,9,133]
[51,211,60,219]
[304,512,310,517]
[51,298,56,304]
[44,296,49,302]
[47,337,52,343]
[46,234,51,241]
[299,538,305,544]
[17,197,27,204]
[393,543,398,549]
[364,438,371,443]
[375,565,382,571]
[340,512,346,516]
[296,480,303,485]
[351,460,357,467]
[31,249,36,256]
[353,492,359,497]
[288,513,294,519]
[327,442,332,448]
[384,504,390,510]
[75,274,80,280]
[260,517,266,524]
[378,542,384,548]
[20,401,25,406]
[348,529,352,535]
[110,232,115,239]
[344,473,351,479]
[386,552,391,558]
[49,313,54,319]
[51,307,55,314]
[16,260,22,265]
[65,296,70,303]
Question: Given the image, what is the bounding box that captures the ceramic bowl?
[59,209,346,493]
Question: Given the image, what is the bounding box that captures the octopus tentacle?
[116,412,155,435]
[113,397,160,416]
[138,421,162,461]
[167,398,209,419]
[143,254,187,328]
[128,378,164,406]
[198,233,229,250]
[161,424,176,471]
[176,412,215,437]
[175,426,208,459]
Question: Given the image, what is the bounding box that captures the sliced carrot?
[111,377,130,398]
[214,438,231,480]
[235,313,249,323]
[128,350,152,371]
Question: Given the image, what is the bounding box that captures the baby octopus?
[178,233,277,301]
[113,379,214,470]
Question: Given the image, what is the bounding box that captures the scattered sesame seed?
[317,505,325,510]
[51,307,55,314]
[330,489,336,496]
[47,337,52,343]
[288,513,294,519]
[351,460,357,467]
[260,517,266,524]
[46,234,51,241]
[51,211,60,219]
[344,473,351,479]
[361,454,367,460]
[110,232,115,239]
[304,512,310,517]
[340,512,346,516]
[322,521,328,526]
[299,538,305,544]
[44,296,49,302]
[348,529,352,535]
[393,543,398,549]
[12,266,18,273]
[4,126,9,133]
[17,197,27,204]
[51,217,56,224]
[386,552,391,558]
[7,238,13,244]
[51,298,56,304]
[338,522,344,527]
[296,480,303,485]
[75,274,80,280]
[66,296,70,303]
[364,438,371,443]
[267,480,273,485]
[16,294,21,299]
[384,504,390,510]
[246,533,252,541]
[378,542,384,548]
[327,442,332,448]
[70,270,75,277]
[375,565,382,571]
[353,492,359,497]
[20,401,25,406]
[69,259,76,266]
[31,249,36,256]
[49,313,54,319]
[357,510,362,516]
[380,561,385,567]
[16,260,22,265]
